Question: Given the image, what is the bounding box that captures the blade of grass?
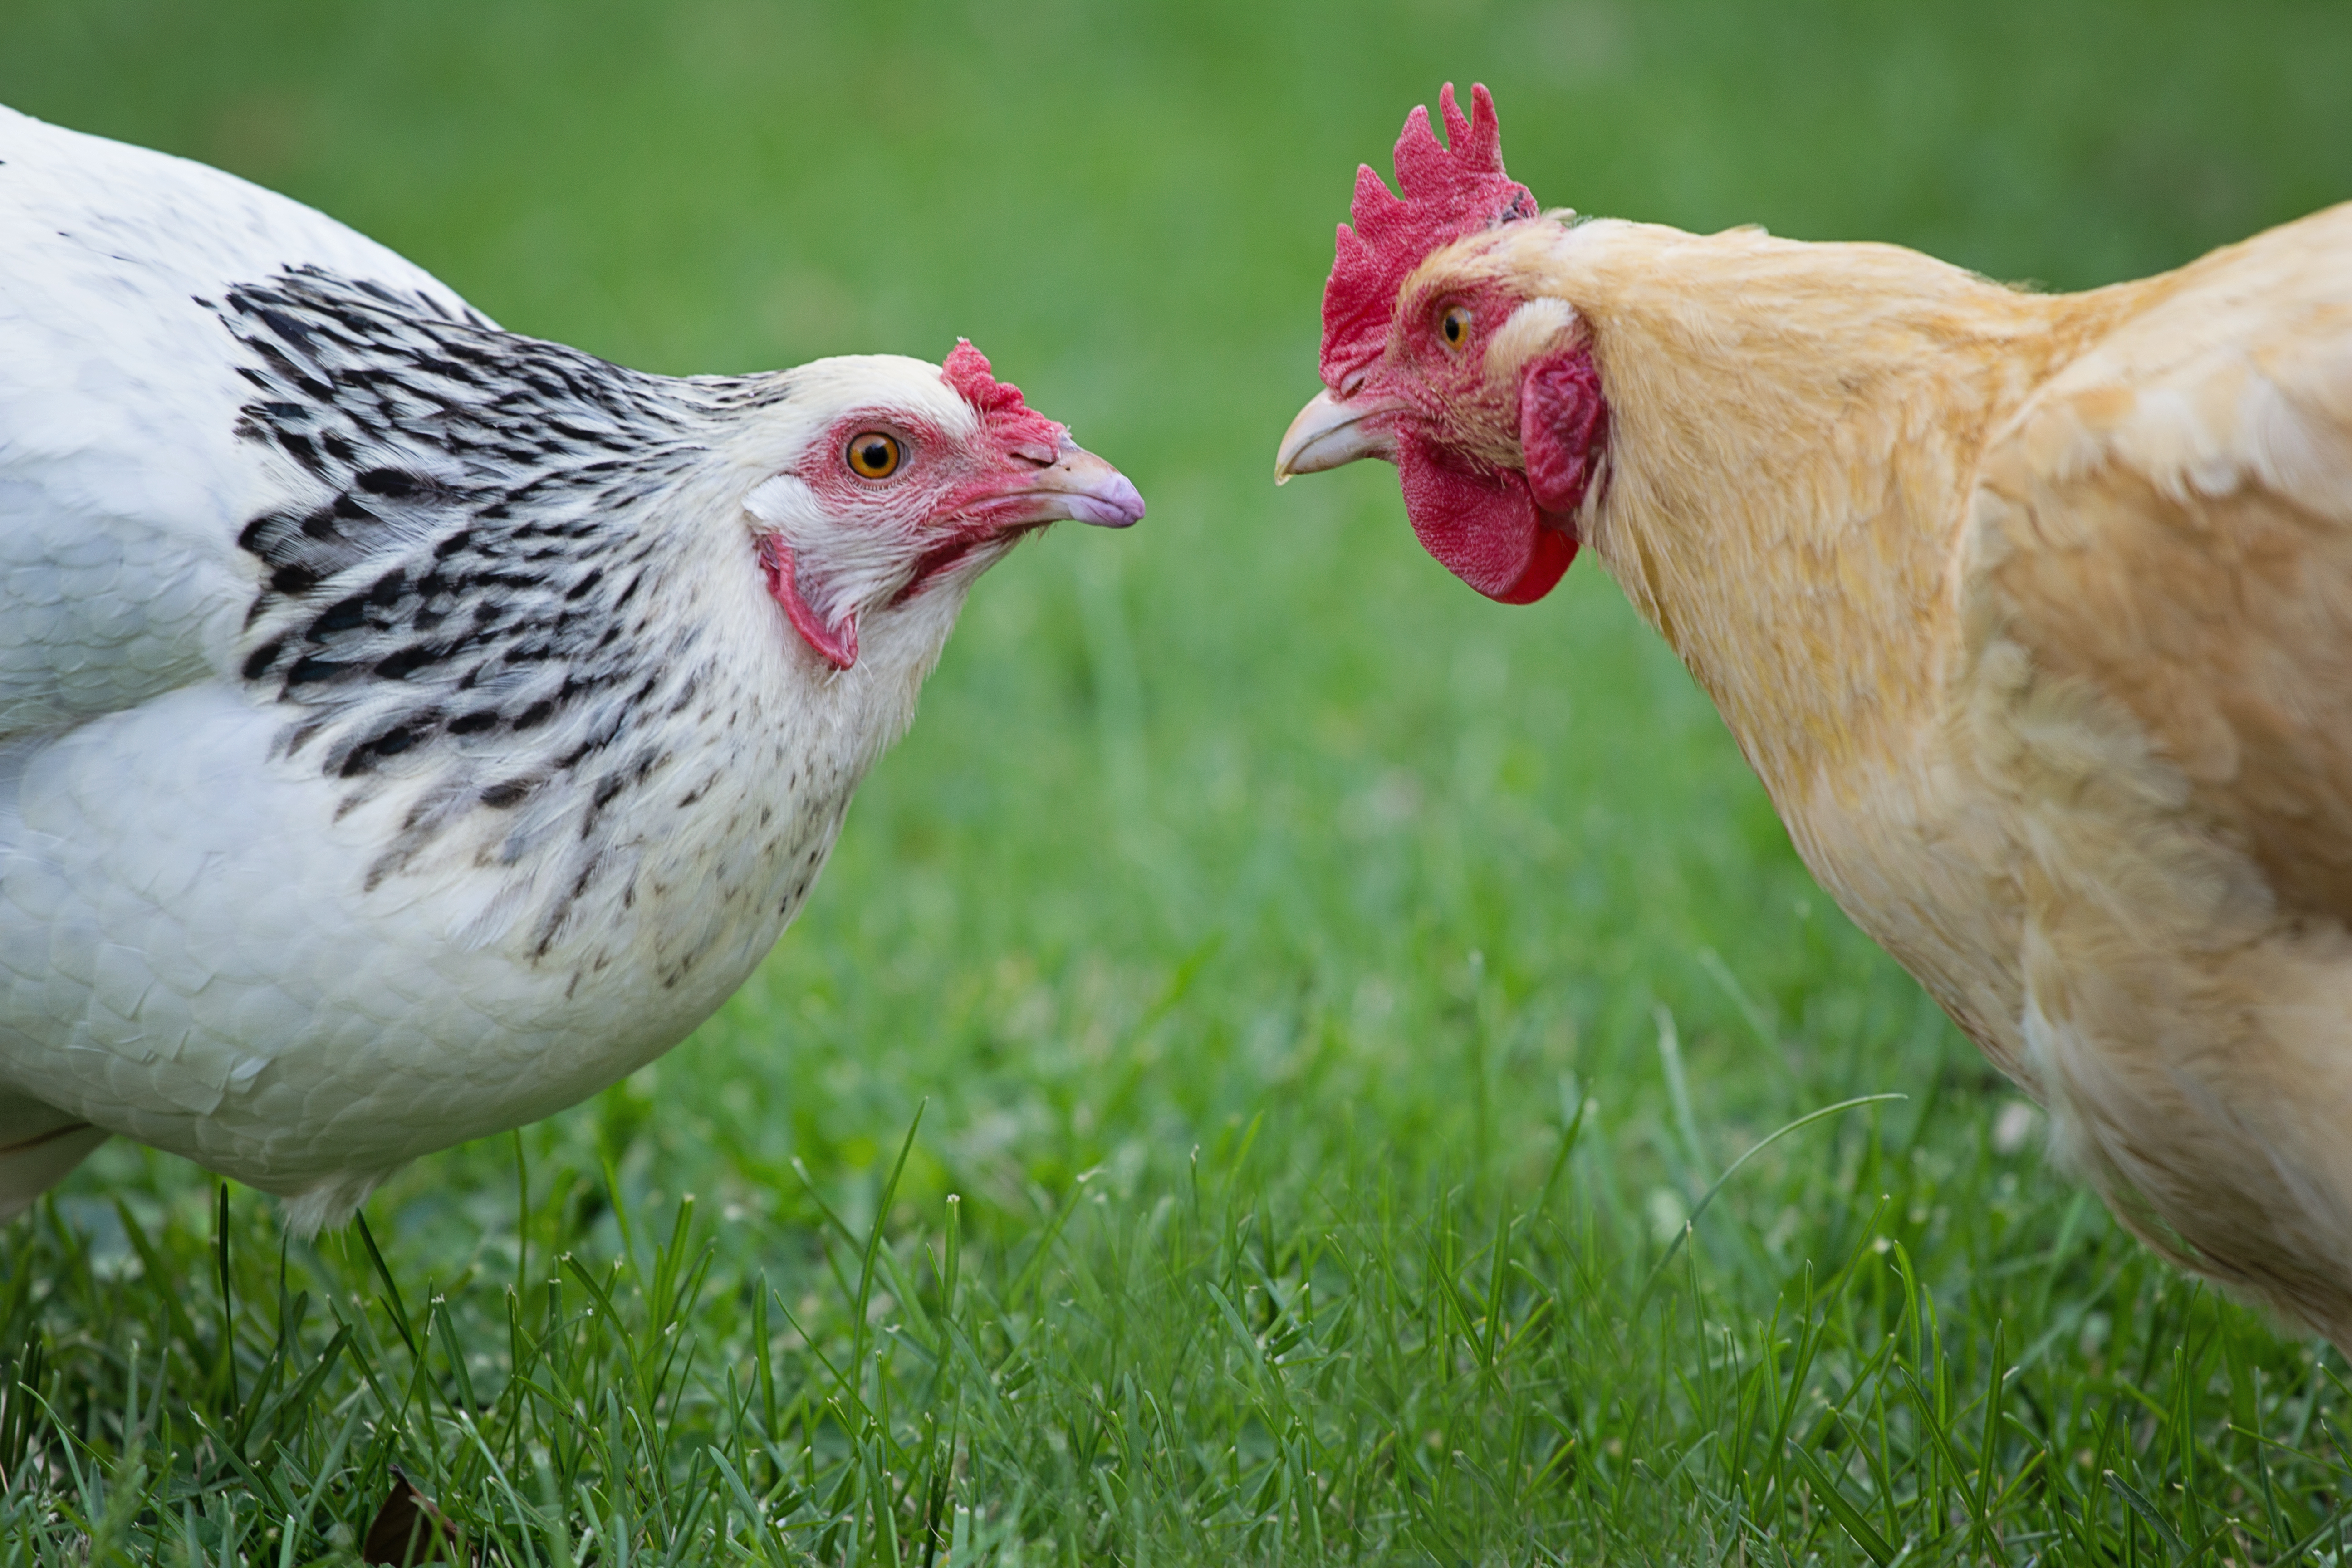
[1638,1094,1906,1308]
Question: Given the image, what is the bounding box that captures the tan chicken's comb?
[1319,83,1539,391]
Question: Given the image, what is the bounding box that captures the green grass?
[5,0,2352,1561]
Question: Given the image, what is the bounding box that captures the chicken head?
[750,340,1142,669]
[1274,84,1603,606]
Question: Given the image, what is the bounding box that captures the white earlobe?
[743,472,816,531]
[1486,298,1581,381]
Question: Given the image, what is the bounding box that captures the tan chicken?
[1277,85,2352,1346]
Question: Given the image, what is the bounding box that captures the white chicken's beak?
[980,440,1146,529]
[1274,387,1404,483]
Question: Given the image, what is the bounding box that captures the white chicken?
[0,106,1143,1233]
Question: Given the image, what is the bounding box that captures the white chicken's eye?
[1440,305,1473,349]
[845,431,903,480]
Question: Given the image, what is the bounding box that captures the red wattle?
[758,535,858,670]
[1520,349,1609,517]
[1398,434,1577,604]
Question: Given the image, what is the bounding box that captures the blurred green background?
[8,0,2350,1269]
[5,2,2352,1557]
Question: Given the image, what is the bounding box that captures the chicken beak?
[981,440,1146,529]
[1274,387,1404,483]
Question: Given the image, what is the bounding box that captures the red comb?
[1319,83,1538,390]
[943,339,1064,451]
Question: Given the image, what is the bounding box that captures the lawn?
[5,1,2352,1562]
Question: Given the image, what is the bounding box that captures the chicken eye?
[1440,305,1473,348]
[845,432,903,480]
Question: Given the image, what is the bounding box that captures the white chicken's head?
[1273,84,1607,607]
[743,341,1142,669]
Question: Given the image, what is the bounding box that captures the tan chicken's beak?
[1274,387,1404,484]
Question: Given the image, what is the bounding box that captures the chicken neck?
[1519,218,2158,810]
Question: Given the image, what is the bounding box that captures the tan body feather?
[1434,203,2352,1343]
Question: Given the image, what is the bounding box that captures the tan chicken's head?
[1274,84,1605,605]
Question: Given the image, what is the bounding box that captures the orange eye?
[1439,305,1473,348]
[846,431,903,479]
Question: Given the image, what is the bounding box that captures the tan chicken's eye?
[1440,305,1473,348]
[846,431,903,480]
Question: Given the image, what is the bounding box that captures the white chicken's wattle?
[0,104,1142,1233]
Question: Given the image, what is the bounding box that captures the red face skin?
[1348,273,1607,605]
[760,343,1142,670]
